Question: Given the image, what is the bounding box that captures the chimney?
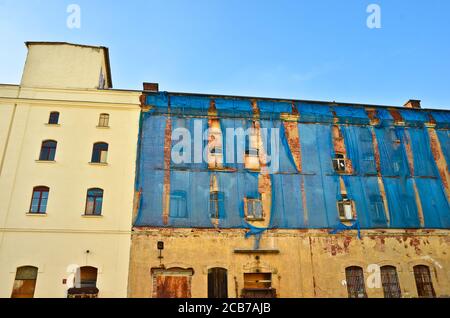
[403,99,421,109]
[143,82,159,92]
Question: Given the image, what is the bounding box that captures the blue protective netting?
[431,111,450,129]
[436,130,450,166]
[333,106,370,125]
[135,93,450,230]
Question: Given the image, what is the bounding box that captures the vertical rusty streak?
[402,129,425,226]
[283,121,302,172]
[162,98,172,225]
[308,236,317,297]
[403,129,415,176]
[428,127,450,201]
[412,179,425,227]
[301,176,308,225]
[370,126,390,225]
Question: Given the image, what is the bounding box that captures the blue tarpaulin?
[135,93,450,231]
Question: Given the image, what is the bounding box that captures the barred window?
[413,265,436,298]
[345,266,367,298]
[381,266,402,298]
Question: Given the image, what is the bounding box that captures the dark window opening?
[208,268,228,298]
[11,266,38,298]
[345,266,367,298]
[381,266,402,298]
[91,142,108,163]
[39,140,57,161]
[30,186,49,214]
[414,265,436,298]
[85,188,103,215]
[210,191,224,219]
[48,112,59,125]
[333,154,347,173]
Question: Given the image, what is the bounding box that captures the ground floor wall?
[128,228,450,298]
[0,231,131,298]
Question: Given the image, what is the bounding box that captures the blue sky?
[0,0,449,109]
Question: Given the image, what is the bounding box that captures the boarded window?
[208,268,228,298]
[30,186,49,214]
[11,266,38,298]
[98,113,109,127]
[345,266,367,298]
[91,142,108,163]
[153,269,193,298]
[68,266,99,298]
[413,265,436,298]
[39,140,57,161]
[48,112,59,125]
[381,266,402,298]
[85,188,104,215]
[242,273,276,298]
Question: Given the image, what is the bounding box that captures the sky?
[0,0,449,109]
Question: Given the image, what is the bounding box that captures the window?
[30,186,49,214]
[370,195,384,221]
[11,266,38,298]
[98,113,109,127]
[39,140,57,161]
[333,153,347,173]
[91,142,108,163]
[381,266,402,298]
[413,265,436,298]
[68,266,99,298]
[338,195,354,221]
[242,273,276,298]
[210,191,224,219]
[85,188,103,215]
[245,196,263,221]
[170,191,187,218]
[48,112,59,125]
[208,268,228,298]
[345,266,367,298]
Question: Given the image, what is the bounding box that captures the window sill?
[245,217,265,222]
[45,124,60,127]
[96,126,110,129]
[26,213,47,217]
[82,214,103,218]
[35,160,56,164]
[88,162,108,166]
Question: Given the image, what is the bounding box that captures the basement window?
[244,196,263,221]
[338,195,354,221]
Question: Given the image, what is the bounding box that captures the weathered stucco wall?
[128,228,450,298]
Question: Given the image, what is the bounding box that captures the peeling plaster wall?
[128,229,450,298]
